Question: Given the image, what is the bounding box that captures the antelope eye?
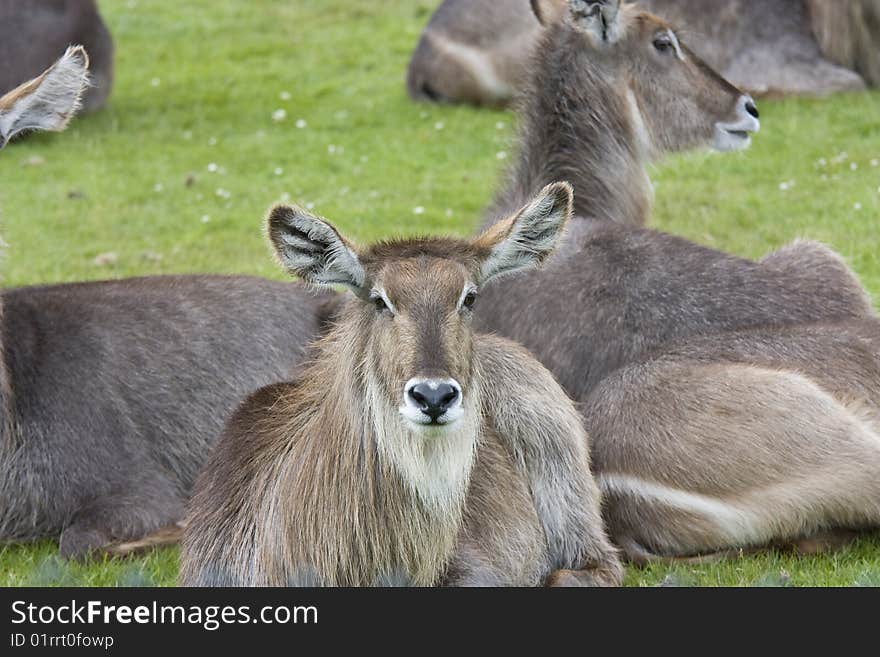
[653,35,674,53]
[462,290,477,311]
[370,293,391,314]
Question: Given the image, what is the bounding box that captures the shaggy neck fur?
[0,293,28,540]
[0,282,15,449]
[254,303,480,586]
[488,23,653,226]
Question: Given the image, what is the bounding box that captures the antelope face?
[267,182,574,436]
[533,0,759,154]
[625,15,760,153]
[361,256,476,431]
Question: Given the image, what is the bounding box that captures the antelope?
[407,0,876,107]
[0,30,332,564]
[179,183,622,587]
[406,0,541,107]
[0,0,113,114]
[587,320,880,562]
[485,0,767,228]
[0,46,90,149]
[474,0,880,561]
[0,275,336,559]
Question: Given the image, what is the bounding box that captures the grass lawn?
[1,0,879,587]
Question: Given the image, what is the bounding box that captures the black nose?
[408,382,459,422]
[745,100,759,119]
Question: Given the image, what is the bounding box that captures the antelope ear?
[530,0,567,26]
[0,45,90,148]
[568,0,624,44]
[267,204,367,293]
[473,182,573,285]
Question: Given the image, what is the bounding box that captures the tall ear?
[267,204,367,293]
[473,182,573,285]
[568,0,624,44]
[530,0,567,26]
[0,45,90,149]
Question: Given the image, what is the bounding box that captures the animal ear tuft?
[530,0,568,26]
[266,204,366,292]
[0,45,91,148]
[568,0,624,43]
[473,182,573,285]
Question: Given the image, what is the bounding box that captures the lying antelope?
[0,0,113,114]
[0,46,90,149]
[0,46,336,553]
[0,275,336,559]
[180,183,622,587]
[475,0,880,560]
[407,0,876,107]
[406,0,541,107]
[588,320,880,562]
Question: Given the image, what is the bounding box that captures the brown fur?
[587,322,880,561]
[180,185,622,587]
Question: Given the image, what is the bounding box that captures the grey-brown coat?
[0,276,335,558]
[475,0,880,560]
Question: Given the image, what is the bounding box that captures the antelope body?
[588,320,880,561]
[407,0,877,107]
[0,0,113,114]
[475,0,880,560]
[0,276,334,558]
[180,184,622,587]
[0,40,337,561]
[407,0,541,106]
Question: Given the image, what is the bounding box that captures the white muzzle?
[713,95,760,152]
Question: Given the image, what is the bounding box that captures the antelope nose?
[745,99,759,119]
[408,381,460,422]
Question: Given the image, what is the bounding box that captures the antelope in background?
[0,46,90,149]
[0,40,339,560]
[0,274,336,559]
[407,0,541,107]
[180,184,622,587]
[474,0,880,561]
[0,8,347,564]
[407,0,879,107]
[0,0,113,114]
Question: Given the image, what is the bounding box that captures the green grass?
[1,0,879,587]
[0,542,178,587]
